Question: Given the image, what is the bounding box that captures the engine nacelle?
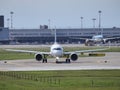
[70,53,78,61]
[35,54,43,61]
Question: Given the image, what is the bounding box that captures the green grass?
[0,49,34,60]
[0,47,120,60]
[0,70,120,90]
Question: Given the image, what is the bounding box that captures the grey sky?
[0,0,120,28]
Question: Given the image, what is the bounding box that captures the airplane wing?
[104,37,120,40]
[64,48,109,55]
[5,49,50,55]
[70,37,89,40]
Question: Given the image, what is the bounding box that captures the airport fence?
[0,71,61,85]
[0,71,119,90]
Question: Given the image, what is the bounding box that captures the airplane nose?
[53,50,62,57]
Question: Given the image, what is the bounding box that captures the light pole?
[48,19,51,29]
[98,10,102,30]
[80,17,83,29]
[92,18,96,29]
[7,18,10,28]
[10,11,14,29]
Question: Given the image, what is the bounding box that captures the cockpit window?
[53,48,62,50]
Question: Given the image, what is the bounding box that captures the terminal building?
[0,16,9,44]
[0,27,9,44]
[0,27,120,44]
[9,28,120,44]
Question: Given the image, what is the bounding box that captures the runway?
[0,52,120,71]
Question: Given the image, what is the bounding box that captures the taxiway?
[0,52,120,71]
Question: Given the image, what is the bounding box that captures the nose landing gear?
[66,59,71,63]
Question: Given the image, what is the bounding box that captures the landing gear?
[85,41,95,46]
[55,58,71,63]
[56,60,59,63]
[42,59,47,63]
[65,55,71,63]
[42,55,47,63]
[66,59,71,63]
[55,58,59,63]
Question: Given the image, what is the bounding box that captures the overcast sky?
[0,0,120,29]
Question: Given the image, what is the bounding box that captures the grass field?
[0,70,120,90]
[0,46,120,60]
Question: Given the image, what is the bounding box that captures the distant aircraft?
[6,28,109,63]
[80,34,120,46]
[71,29,120,46]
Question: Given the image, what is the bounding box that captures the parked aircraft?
[6,28,109,63]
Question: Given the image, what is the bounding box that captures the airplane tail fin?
[50,27,57,44]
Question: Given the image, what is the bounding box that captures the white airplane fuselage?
[92,35,104,42]
[50,43,63,58]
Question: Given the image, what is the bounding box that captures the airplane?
[85,34,109,46]
[71,29,120,46]
[79,34,120,46]
[6,28,109,63]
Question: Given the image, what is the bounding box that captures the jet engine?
[70,53,78,61]
[35,54,43,61]
[85,40,94,46]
